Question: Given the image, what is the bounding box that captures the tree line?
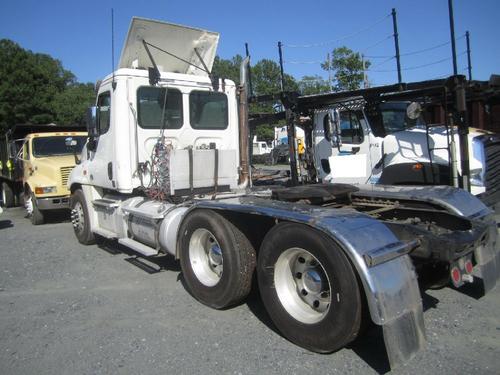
[0,38,368,139]
[0,39,95,132]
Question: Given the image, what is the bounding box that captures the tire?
[257,222,362,353]
[1,182,15,207]
[30,193,45,225]
[179,209,256,309]
[70,189,95,245]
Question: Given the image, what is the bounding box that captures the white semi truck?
[299,85,500,209]
[68,18,499,368]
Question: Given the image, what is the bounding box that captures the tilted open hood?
[118,17,219,76]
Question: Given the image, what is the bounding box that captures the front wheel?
[179,209,256,309]
[258,222,362,353]
[70,189,95,245]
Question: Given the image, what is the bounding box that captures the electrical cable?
[361,35,394,56]
[285,13,391,48]
[367,51,466,72]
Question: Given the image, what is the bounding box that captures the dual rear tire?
[179,212,363,352]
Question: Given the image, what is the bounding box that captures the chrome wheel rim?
[274,248,332,324]
[189,228,223,287]
[71,202,85,233]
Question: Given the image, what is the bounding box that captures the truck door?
[314,110,373,184]
[88,90,115,189]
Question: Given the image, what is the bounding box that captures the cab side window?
[340,111,363,144]
[97,92,111,135]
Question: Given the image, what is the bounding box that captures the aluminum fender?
[188,196,425,366]
[355,184,491,219]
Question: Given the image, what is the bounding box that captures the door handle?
[351,147,360,154]
[107,162,113,180]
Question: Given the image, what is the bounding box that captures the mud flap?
[382,306,426,368]
[360,254,426,369]
[474,223,500,293]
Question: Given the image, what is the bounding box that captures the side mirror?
[86,106,98,152]
[86,106,98,136]
[65,137,77,147]
[328,109,342,149]
[65,137,81,165]
[406,102,422,120]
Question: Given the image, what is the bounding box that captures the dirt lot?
[0,207,499,375]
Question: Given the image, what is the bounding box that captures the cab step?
[118,238,159,257]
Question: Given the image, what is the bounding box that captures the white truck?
[302,87,500,209]
[68,18,499,368]
[252,136,271,156]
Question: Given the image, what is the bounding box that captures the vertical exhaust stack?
[238,57,251,187]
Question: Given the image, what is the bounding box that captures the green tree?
[53,83,95,125]
[298,75,331,95]
[255,124,275,142]
[0,39,76,131]
[321,46,370,91]
[211,55,243,84]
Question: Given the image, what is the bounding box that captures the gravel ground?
[0,207,499,375]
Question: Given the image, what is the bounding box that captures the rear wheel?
[70,189,95,245]
[1,182,15,207]
[179,209,256,309]
[258,222,362,353]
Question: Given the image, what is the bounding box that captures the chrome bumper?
[36,196,70,210]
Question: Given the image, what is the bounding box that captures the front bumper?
[35,196,70,210]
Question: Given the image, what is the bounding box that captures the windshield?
[380,102,426,133]
[32,136,87,158]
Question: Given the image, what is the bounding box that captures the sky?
[1,0,499,87]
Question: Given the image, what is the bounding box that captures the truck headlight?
[470,168,484,187]
[35,186,57,194]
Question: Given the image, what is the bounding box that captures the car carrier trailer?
[68,18,499,368]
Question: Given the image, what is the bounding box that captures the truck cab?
[312,100,499,206]
[1,124,87,224]
[20,131,87,224]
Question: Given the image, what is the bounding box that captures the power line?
[361,35,393,55]
[286,59,324,65]
[285,13,391,48]
[367,51,466,72]
[400,34,465,57]
[369,56,395,69]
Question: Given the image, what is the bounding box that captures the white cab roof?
[119,17,219,76]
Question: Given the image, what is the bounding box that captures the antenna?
[111,8,117,90]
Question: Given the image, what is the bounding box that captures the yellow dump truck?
[0,124,87,224]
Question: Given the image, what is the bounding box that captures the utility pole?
[391,8,402,84]
[465,31,472,80]
[362,54,368,88]
[448,0,458,75]
[278,41,285,92]
[327,52,332,90]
